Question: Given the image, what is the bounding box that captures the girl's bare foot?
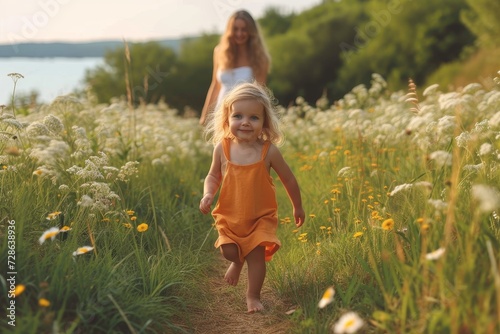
[224,262,243,286]
[247,296,264,313]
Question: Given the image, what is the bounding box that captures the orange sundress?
[212,138,281,263]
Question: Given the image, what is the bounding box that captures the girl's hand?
[199,194,214,214]
[294,207,305,227]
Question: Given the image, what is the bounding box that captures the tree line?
[84,0,499,114]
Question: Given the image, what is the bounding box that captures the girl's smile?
[229,99,265,142]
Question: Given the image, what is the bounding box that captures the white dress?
[216,66,254,106]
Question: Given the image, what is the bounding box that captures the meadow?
[1,71,499,333]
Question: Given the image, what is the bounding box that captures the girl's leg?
[245,246,266,313]
[220,243,243,286]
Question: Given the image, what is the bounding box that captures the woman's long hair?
[217,10,271,78]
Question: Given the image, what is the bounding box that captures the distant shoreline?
[0,39,185,58]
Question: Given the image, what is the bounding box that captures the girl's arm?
[200,47,221,125]
[268,145,305,227]
[200,143,223,214]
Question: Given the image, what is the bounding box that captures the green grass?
[1,70,500,333]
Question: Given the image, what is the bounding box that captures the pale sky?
[0,0,321,44]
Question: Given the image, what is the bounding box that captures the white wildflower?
[471,184,500,214]
[77,194,94,207]
[425,247,445,260]
[26,122,50,138]
[42,114,64,134]
[390,183,413,196]
[429,150,452,167]
[455,131,471,148]
[428,199,448,211]
[423,84,440,96]
[478,143,493,156]
[338,167,354,178]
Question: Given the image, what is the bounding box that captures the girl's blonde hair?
[217,10,271,78]
[205,82,283,146]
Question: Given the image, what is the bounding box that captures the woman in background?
[199,10,270,125]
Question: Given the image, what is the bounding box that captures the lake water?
[0,57,103,105]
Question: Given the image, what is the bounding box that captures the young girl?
[199,82,305,313]
[199,10,271,125]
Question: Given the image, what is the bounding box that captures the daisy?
[333,311,365,334]
[39,227,60,245]
[425,247,445,261]
[72,246,94,256]
[318,286,335,309]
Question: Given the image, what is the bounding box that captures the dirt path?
[186,254,296,334]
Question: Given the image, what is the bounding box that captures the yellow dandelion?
[316,250,321,255]
[38,298,50,307]
[416,217,425,224]
[59,226,72,232]
[2,165,7,170]
[126,210,135,216]
[344,150,351,155]
[33,169,43,176]
[101,218,110,222]
[137,223,148,232]
[309,214,316,218]
[318,286,335,308]
[421,223,430,231]
[130,216,137,221]
[334,208,341,213]
[320,226,327,230]
[123,223,132,229]
[353,232,363,238]
[72,246,94,256]
[13,284,25,297]
[292,229,299,233]
[371,211,379,218]
[382,219,394,231]
[324,200,329,204]
[39,227,60,245]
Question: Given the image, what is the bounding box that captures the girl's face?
[231,18,249,45]
[228,99,265,143]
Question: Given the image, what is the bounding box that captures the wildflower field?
[1,72,500,333]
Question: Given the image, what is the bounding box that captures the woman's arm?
[200,143,223,214]
[200,46,221,125]
[268,145,305,227]
[254,60,269,85]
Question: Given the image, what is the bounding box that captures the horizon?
[1,0,320,45]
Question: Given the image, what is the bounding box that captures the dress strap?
[222,138,231,161]
[261,141,271,160]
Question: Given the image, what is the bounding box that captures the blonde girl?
[200,82,305,313]
[199,10,271,125]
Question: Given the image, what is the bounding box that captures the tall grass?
[1,70,499,333]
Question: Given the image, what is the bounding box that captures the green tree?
[337,0,474,92]
[85,42,176,105]
[267,1,366,105]
[461,0,500,47]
